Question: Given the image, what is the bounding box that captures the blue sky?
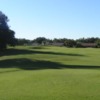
[0,0,100,39]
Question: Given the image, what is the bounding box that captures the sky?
[0,0,100,40]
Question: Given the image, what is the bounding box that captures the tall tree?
[0,11,16,50]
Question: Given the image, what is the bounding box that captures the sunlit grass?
[0,46,100,100]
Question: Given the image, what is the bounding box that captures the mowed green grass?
[0,46,100,100]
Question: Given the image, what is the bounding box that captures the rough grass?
[0,46,100,100]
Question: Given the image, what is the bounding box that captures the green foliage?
[76,37,99,43]
[96,39,100,47]
[0,11,9,30]
[64,39,76,47]
[33,37,47,44]
[0,11,16,50]
[17,38,31,45]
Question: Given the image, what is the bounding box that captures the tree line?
[17,37,100,48]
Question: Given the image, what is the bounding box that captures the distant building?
[81,43,97,47]
[32,43,40,46]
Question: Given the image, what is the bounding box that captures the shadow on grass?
[0,58,100,72]
[0,48,85,57]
